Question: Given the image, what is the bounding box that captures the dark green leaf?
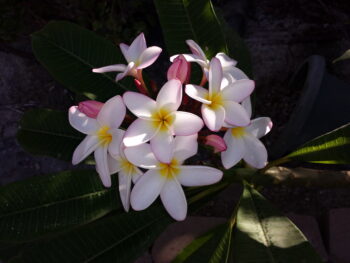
[286,123,350,164]
[0,170,120,242]
[153,0,228,58]
[232,184,322,262]
[32,21,132,101]
[17,109,83,161]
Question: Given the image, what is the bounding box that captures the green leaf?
[32,21,131,101]
[153,0,228,58]
[231,184,322,263]
[0,170,120,242]
[286,123,350,164]
[17,109,84,161]
[333,49,350,63]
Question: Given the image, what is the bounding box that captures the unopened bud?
[205,134,227,153]
[167,55,191,84]
[78,100,104,118]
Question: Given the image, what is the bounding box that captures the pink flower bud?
[205,134,227,153]
[78,100,104,118]
[167,55,191,84]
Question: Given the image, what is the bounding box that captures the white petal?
[173,134,198,163]
[137,46,162,69]
[72,135,99,165]
[116,62,136,81]
[160,179,187,221]
[201,104,225,131]
[108,129,125,158]
[69,106,99,135]
[186,40,207,61]
[119,43,129,61]
[243,134,268,169]
[92,64,126,73]
[95,146,111,187]
[131,167,143,184]
[246,117,273,139]
[221,130,245,169]
[108,155,121,174]
[209,58,223,95]
[124,143,159,168]
[185,84,210,104]
[215,53,237,68]
[177,166,223,186]
[127,33,147,62]
[97,95,126,128]
[131,169,166,210]
[172,111,203,136]
[156,79,182,112]
[118,170,132,212]
[123,118,158,146]
[223,101,250,127]
[150,129,174,163]
[242,97,252,119]
[170,54,206,67]
[224,67,249,81]
[123,92,157,119]
[221,79,255,102]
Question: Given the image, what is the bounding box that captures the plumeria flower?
[124,134,223,221]
[69,95,126,187]
[123,79,204,163]
[171,40,246,81]
[185,58,254,131]
[221,100,273,169]
[92,33,162,81]
[100,130,143,212]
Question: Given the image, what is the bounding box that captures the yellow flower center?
[120,157,136,174]
[206,92,224,109]
[231,127,246,138]
[97,126,112,146]
[159,159,180,179]
[151,107,175,132]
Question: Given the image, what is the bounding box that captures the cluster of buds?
[69,33,272,221]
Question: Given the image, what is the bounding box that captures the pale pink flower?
[167,55,191,84]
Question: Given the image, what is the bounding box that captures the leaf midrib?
[20,127,83,141]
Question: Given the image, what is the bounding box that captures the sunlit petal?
[221,79,255,102]
[201,104,225,131]
[108,129,125,158]
[137,46,162,69]
[72,135,99,165]
[124,143,159,168]
[150,129,174,163]
[223,101,250,127]
[221,130,245,169]
[243,134,268,169]
[92,64,126,73]
[185,84,210,104]
[177,166,223,186]
[173,134,198,163]
[123,118,158,146]
[156,79,182,112]
[95,146,111,187]
[123,92,157,119]
[209,58,223,95]
[172,111,203,136]
[97,95,126,128]
[69,106,99,135]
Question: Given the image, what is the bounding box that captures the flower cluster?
[69,33,272,221]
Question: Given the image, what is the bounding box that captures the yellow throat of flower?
[159,159,180,179]
[206,92,224,109]
[151,107,175,132]
[120,157,136,174]
[231,127,246,138]
[97,126,112,146]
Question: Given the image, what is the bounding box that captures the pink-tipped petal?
[177,166,223,187]
[156,79,182,112]
[123,118,158,146]
[118,170,132,212]
[242,97,252,119]
[215,53,237,68]
[131,169,166,211]
[97,95,126,128]
[137,46,162,69]
[209,58,223,95]
[221,79,255,102]
[247,117,273,139]
[150,129,174,163]
[160,179,187,221]
[95,146,111,187]
[72,135,99,165]
[127,33,147,62]
[172,111,203,136]
[78,100,104,119]
[201,104,225,132]
[223,101,250,127]
[69,106,99,135]
[221,130,245,169]
[92,64,126,73]
[205,134,227,153]
[108,129,125,158]
[185,84,211,104]
[123,92,157,119]
[243,134,268,169]
[186,40,207,61]
[173,134,198,163]
[124,143,159,168]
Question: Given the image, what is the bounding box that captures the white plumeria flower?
[171,40,246,81]
[69,95,126,187]
[124,134,223,221]
[123,79,204,163]
[221,99,273,169]
[185,57,254,131]
[92,33,162,81]
[100,130,143,212]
